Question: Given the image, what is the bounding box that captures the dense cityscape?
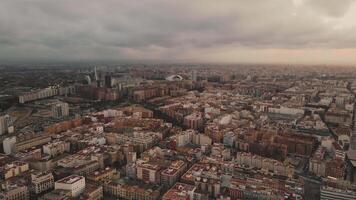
[0,65,355,199]
[2,0,356,199]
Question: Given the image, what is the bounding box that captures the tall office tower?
[52,102,69,118]
[96,80,102,88]
[94,66,103,87]
[191,70,197,81]
[85,75,92,85]
[94,66,98,81]
[0,114,14,135]
[105,75,112,88]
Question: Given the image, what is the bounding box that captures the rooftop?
[162,182,196,200]
[56,174,85,184]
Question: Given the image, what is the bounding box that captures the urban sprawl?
[0,65,356,200]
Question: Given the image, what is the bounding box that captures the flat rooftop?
[56,174,84,184]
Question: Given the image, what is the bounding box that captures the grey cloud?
[306,0,354,17]
[0,0,356,63]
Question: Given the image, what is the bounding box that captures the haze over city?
[2,1,356,200]
[1,0,356,65]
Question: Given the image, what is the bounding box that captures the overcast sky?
[1,0,356,65]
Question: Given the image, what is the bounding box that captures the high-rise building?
[191,70,197,81]
[0,114,14,135]
[19,87,58,103]
[94,66,103,87]
[3,136,16,155]
[52,102,69,118]
[85,75,92,85]
[94,66,98,81]
[96,80,102,88]
[183,112,204,130]
[105,75,112,88]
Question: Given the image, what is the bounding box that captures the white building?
[102,109,123,118]
[268,106,304,116]
[19,87,58,103]
[55,175,85,197]
[3,136,16,155]
[43,141,70,157]
[166,75,183,81]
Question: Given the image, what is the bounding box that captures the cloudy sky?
[1,0,356,65]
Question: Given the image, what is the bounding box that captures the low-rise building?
[30,171,54,194]
[72,160,100,177]
[321,178,356,200]
[162,182,196,200]
[161,160,187,189]
[136,162,162,184]
[0,182,29,200]
[87,167,119,183]
[0,161,29,180]
[103,179,160,200]
[40,189,71,200]
[80,183,103,200]
[55,175,86,197]
[43,140,70,157]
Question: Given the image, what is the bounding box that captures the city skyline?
[2,1,356,199]
[1,0,356,65]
